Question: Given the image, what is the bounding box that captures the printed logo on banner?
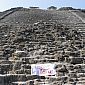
[31,63,56,76]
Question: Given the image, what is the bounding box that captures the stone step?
[77,81,85,84]
[34,59,58,62]
[69,57,84,64]
[0,60,13,64]
[12,81,27,85]
[77,73,85,77]
[78,77,85,81]
[15,69,31,74]
[21,64,31,69]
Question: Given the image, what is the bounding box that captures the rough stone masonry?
[0,7,85,85]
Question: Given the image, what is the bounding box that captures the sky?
[0,0,85,12]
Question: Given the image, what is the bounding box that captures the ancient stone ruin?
[0,7,85,85]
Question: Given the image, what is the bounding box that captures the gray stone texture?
[0,7,85,85]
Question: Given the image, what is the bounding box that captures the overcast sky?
[0,0,85,12]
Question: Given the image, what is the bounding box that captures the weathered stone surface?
[0,7,85,85]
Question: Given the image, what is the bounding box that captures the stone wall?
[0,8,85,85]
